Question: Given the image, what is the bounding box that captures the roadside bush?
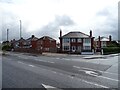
[103,47,120,55]
[2,45,12,51]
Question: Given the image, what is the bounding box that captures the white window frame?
[77,39,82,42]
[71,38,76,42]
[63,38,70,43]
[72,46,76,52]
[63,46,70,51]
[84,38,91,43]
[83,46,91,50]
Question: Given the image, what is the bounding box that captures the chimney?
[21,37,23,39]
[109,35,112,42]
[90,30,92,37]
[98,36,100,41]
[60,29,62,37]
[32,35,35,38]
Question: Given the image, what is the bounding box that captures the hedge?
[2,45,12,51]
[103,47,120,55]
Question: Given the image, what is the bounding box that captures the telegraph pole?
[20,20,22,39]
[7,29,9,41]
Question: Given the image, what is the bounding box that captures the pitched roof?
[95,37,109,41]
[61,31,90,38]
[27,35,38,41]
[38,36,56,41]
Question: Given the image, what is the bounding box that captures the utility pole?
[7,29,9,41]
[20,20,22,39]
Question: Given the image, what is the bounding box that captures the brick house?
[36,36,57,52]
[95,35,112,49]
[59,30,94,54]
[26,35,38,49]
[12,37,27,48]
[12,36,41,54]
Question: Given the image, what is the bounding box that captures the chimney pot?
[60,29,62,37]
[32,35,35,38]
[109,35,112,41]
[90,30,92,37]
[98,36,100,41]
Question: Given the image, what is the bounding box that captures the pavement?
[5,51,119,58]
[42,52,119,58]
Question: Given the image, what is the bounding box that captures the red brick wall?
[91,38,94,50]
[31,41,37,49]
[37,38,56,52]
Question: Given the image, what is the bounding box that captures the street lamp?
[7,29,9,41]
[20,20,22,39]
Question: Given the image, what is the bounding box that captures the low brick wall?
[14,48,42,54]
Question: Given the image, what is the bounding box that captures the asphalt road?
[1,52,119,89]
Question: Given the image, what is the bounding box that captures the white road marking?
[28,64,35,67]
[78,68,119,82]
[47,61,55,64]
[23,57,28,59]
[52,71,57,73]
[83,80,109,88]
[59,73,64,76]
[17,61,25,64]
[63,58,70,60]
[98,76,119,82]
[83,70,99,77]
[68,76,74,79]
[35,59,55,64]
[56,58,60,59]
[42,84,56,88]
[73,66,118,75]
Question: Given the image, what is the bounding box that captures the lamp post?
[7,29,9,41]
[20,20,22,39]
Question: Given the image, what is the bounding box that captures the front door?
[77,46,81,52]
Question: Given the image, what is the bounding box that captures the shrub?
[103,47,120,55]
[2,45,12,51]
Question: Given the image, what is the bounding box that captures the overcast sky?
[0,0,119,42]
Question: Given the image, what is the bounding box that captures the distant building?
[59,30,94,54]
[95,35,112,49]
[37,36,57,53]
[11,36,41,54]
[12,37,27,48]
[26,35,38,49]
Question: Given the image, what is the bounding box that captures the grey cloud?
[1,12,31,41]
[96,8,110,16]
[35,15,75,40]
[104,19,117,40]
[95,8,118,40]
[2,23,31,41]
[0,0,13,3]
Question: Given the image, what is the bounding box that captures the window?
[84,38,91,43]
[23,42,27,45]
[63,38,70,43]
[64,46,69,51]
[15,42,19,48]
[45,48,49,51]
[84,46,91,50]
[102,41,106,47]
[71,39,76,42]
[72,46,76,52]
[77,39,81,42]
